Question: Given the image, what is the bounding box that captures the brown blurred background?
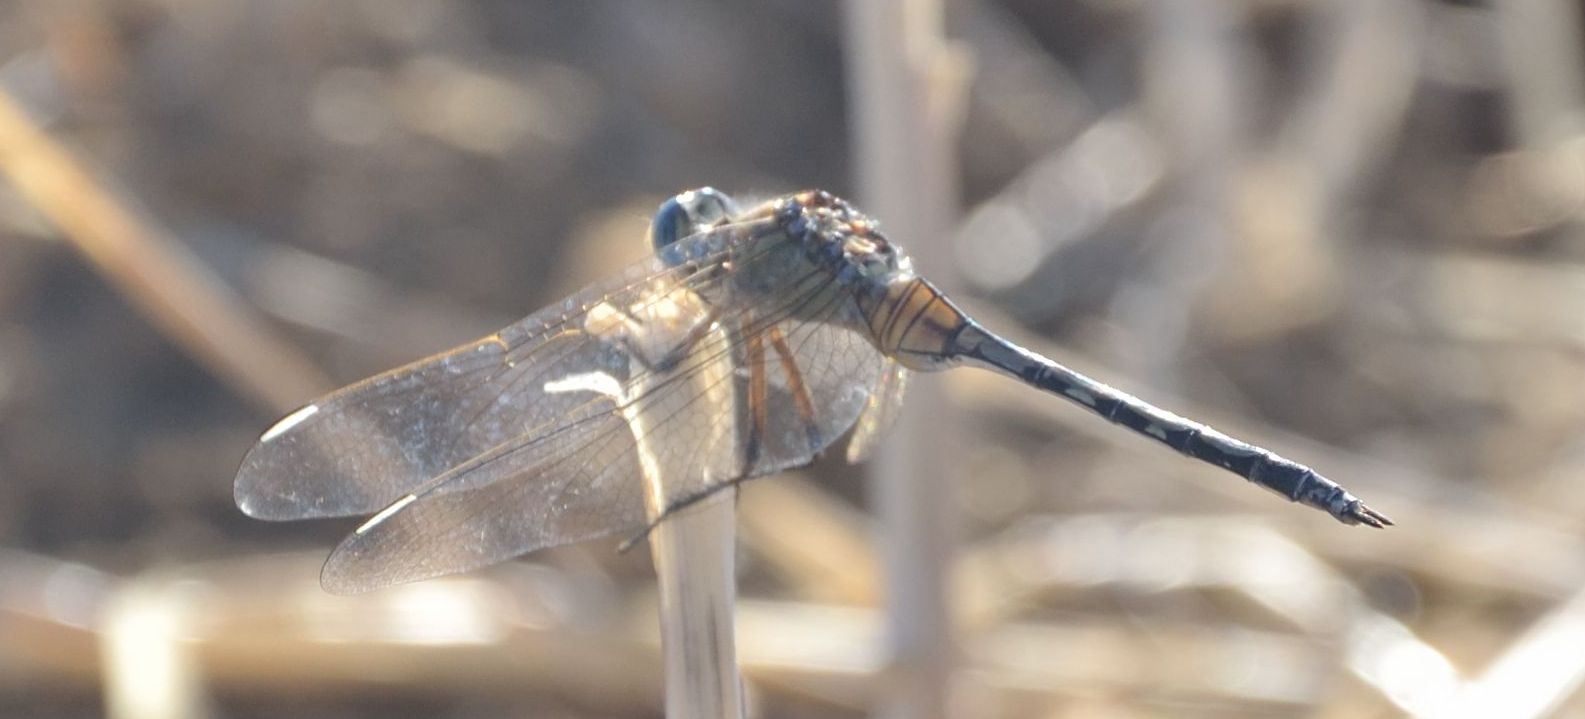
[4,0,1585,717]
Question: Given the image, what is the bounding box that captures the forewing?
[318,235,889,592]
[321,408,646,593]
[234,226,746,520]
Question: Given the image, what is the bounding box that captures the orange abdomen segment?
[864,278,969,371]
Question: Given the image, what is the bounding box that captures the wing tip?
[235,404,323,519]
[232,452,297,520]
[319,528,372,595]
[233,485,296,520]
[233,488,265,518]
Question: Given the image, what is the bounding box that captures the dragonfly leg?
[767,325,823,453]
[744,331,768,473]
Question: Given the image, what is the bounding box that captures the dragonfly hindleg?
[767,325,823,453]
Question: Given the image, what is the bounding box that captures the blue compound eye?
[649,187,740,251]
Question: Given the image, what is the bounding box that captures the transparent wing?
[237,219,891,592]
[845,361,909,463]
[321,408,647,592]
[233,222,755,521]
[321,252,888,592]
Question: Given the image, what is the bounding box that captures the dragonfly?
[235,188,1391,594]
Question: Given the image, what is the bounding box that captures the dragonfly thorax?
[773,190,914,288]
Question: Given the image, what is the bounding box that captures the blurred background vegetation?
[4,0,1585,717]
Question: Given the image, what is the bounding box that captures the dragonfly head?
[650,187,741,251]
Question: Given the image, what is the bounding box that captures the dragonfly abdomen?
[1103,399,1373,523]
[949,322,1393,529]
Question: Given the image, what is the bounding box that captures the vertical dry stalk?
[647,493,743,719]
[843,1,967,717]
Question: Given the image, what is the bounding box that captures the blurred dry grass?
[3,0,1585,717]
